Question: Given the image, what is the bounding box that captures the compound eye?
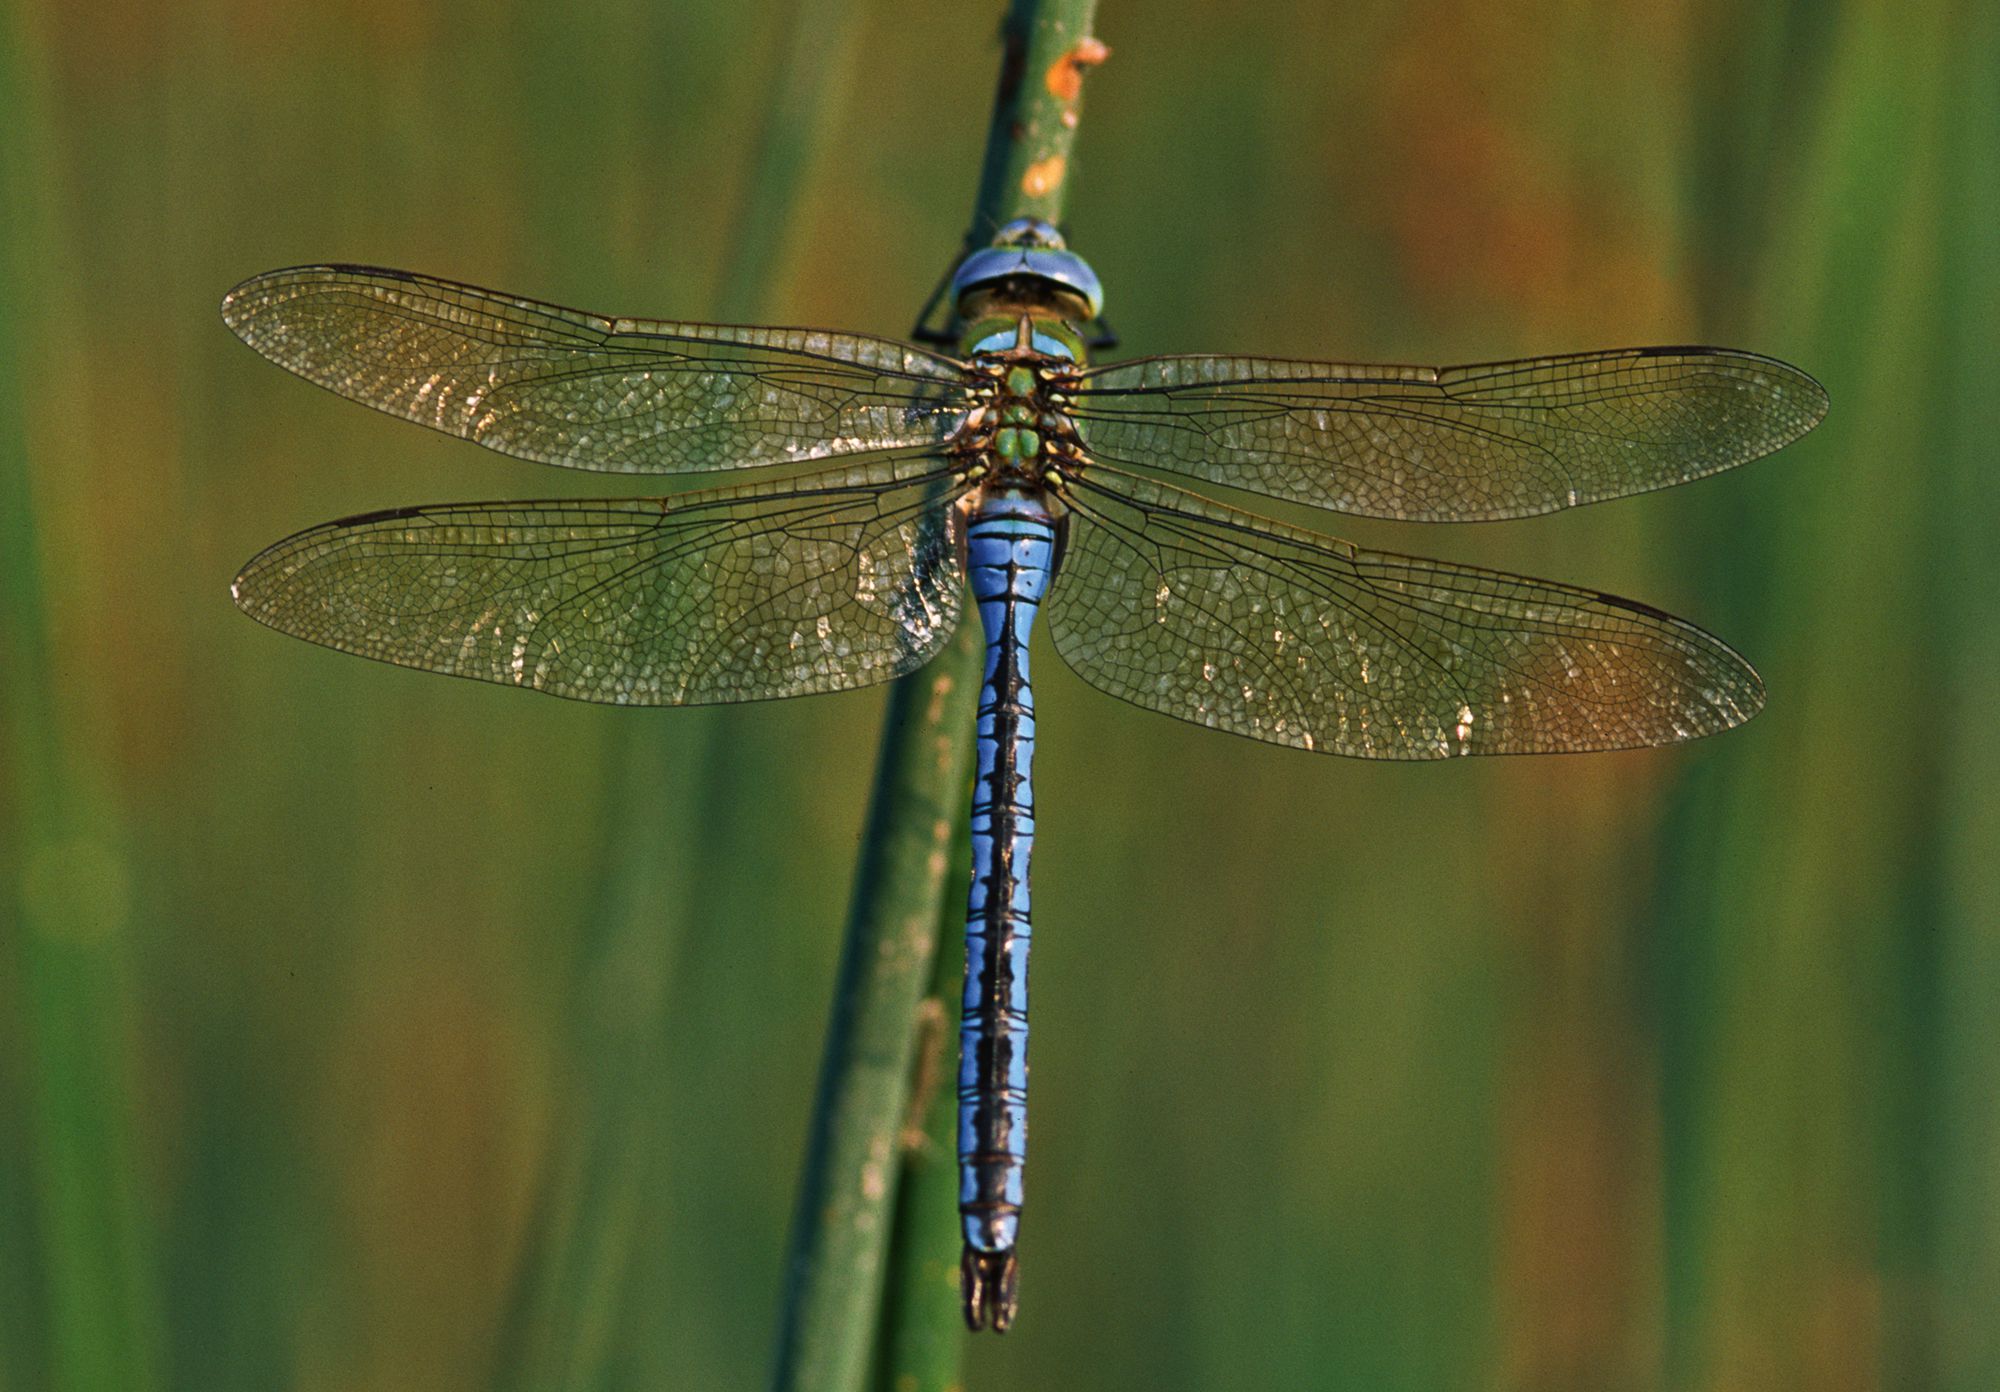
[991,217,1067,251]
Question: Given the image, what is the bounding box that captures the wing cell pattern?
[231,461,968,705]
[222,266,971,475]
[1048,466,1765,758]
[1074,347,1827,521]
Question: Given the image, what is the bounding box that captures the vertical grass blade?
[1662,3,1980,1385]
[1933,4,2000,1383]
[772,3,1104,1388]
[0,7,160,1390]
[493,4,867,1389]
[712,0,869,325]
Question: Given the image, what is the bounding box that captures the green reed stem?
[770,631,982,1392]
[873,813,971,1391]
[772,2,1103,1388]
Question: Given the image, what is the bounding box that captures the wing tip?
[1671,616,1766,743]
[1785,361,1832,435]
[1693,346,1831,442]
[1713,660,1768,736]
[227,549,282,622]
[218,273,264,337]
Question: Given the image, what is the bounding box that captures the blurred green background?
[2,0,1995,1388]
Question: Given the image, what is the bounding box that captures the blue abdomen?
[957,489,1055,1332]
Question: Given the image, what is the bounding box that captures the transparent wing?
[1073,346,1826,521]
[1047,465,1763,758]
[221,266,972,475]
[231,460,968,705]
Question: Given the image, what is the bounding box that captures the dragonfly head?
[952,218,1104,325]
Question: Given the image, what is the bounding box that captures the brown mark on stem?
[901,997,950,1153]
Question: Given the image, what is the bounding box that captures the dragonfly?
[223,218,1825,1332]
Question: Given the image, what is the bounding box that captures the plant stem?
[873,816,971,1391]
[771,634,982,1392]
[771,2,1104,1388]
[969,0,1110,240]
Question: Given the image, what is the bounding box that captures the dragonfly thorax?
[952,320,1085,491]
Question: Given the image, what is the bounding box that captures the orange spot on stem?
[1044,36,1109,102]
[1021,155,1066,198]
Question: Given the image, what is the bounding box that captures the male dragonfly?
[223,219,1825,1332]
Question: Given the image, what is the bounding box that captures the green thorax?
[955,312,1088,365]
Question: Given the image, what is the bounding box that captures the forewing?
[231,461,968,705]
[1047,466,1764,758]
[1074,347,1826,521]
[221,266,970,474]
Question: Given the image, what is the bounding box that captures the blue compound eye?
[951,220,1104,319]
